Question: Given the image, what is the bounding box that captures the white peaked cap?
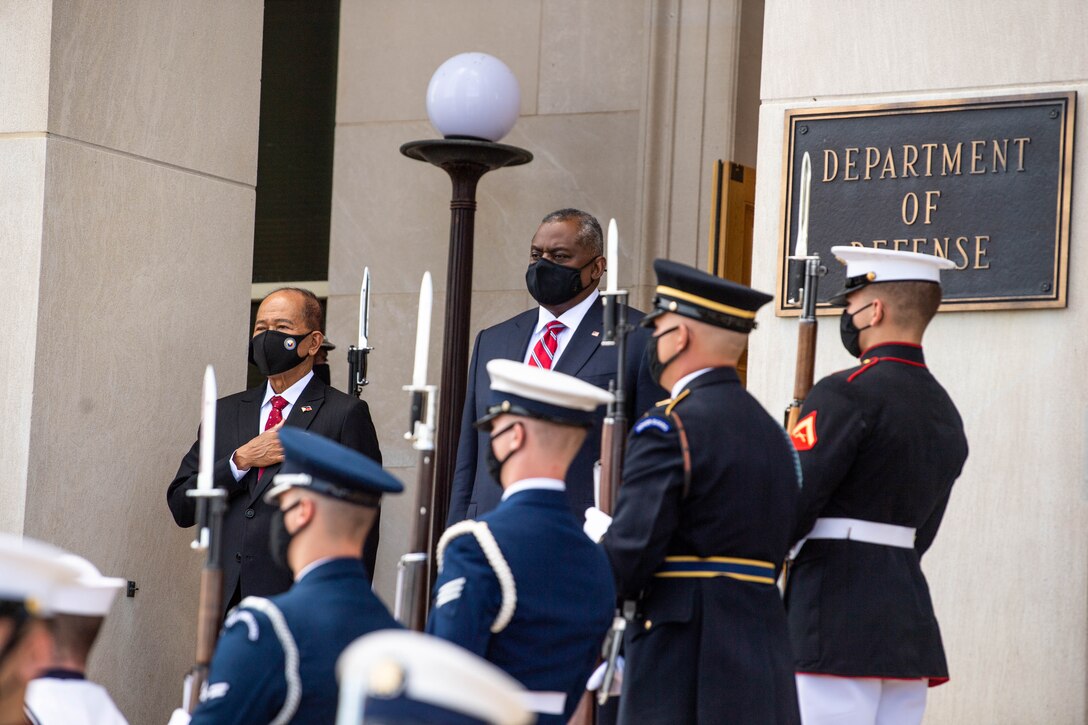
[49,554,126,617]
[0,534,85,617]
[337,629,533,725]
[487,358,613,414]
[831,245,956,284]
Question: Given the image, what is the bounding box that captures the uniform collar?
[501,478,566,501]
[858,341,926,365]
[670,367,714,399]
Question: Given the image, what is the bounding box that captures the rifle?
[568,221,632,725]
[784,152,825,432]
[394,272,437,632]
[182,365,229,713]
[347,266,373,398]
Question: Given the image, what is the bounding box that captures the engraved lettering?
[1014,137,1030,171]
[974,235,990,269]
[823,149,839,182]
[864,147,880,180]
[844,148,859,181]
[941,143,962,176]
[970,140,986,174]
[902,144,919,177]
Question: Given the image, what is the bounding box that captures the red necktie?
[257,396,288,481]
[529,321,566,370]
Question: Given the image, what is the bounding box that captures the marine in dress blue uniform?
[594,259,802,724]
[188,428,402,725]
[786,247,968,725]
[428,359,616,724]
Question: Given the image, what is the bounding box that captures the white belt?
[519,691,567,715]
[791,517,916,559]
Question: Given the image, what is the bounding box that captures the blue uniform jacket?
[191,557,400,724]
[447,299,663,525]
[604,368,802,725]
[428,487,615,724]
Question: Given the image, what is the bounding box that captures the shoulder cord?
[436,521,518,633]
[237,596,301,725]
[668,410,693,500]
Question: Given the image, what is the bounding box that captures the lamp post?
[400,53,532,573]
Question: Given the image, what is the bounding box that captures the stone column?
[0,2,264,722]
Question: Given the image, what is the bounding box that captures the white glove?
[585,657,624,695]
[167,709,192,725]
[583,507,613,542]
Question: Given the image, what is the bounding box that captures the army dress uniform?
[602,261,802,725]
[428,360,616,725]
[190,429,402,725]
[786,248,969,705]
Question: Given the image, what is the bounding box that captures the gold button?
[862,359,871,364]
[644,619,652,630]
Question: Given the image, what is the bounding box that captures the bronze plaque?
[776,92,1075,314]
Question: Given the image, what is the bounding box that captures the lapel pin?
[591,330,600,337]
[300,406,313,413]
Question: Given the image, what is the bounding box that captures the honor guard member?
[428,359,616,724]
[588,259,802,725]
[25,554,128,724]
[186,428,402,725]
[336,630,532,725]
[785,247,968,725]
[0,534,85,725]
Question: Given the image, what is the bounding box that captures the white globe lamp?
[426,52,521,142]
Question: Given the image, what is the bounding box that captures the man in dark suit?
[167,287,382,612]
[591,260,801,724]
[448,208,662,525]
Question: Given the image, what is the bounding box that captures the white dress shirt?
[523,289,600,367]
[230,371,315,480]
[670,367,713,399]
[501,477,567,501]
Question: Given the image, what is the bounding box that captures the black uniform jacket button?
[245,508,255,519]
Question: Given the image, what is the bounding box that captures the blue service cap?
[474,359,614,431]
[265,428,403,507]
[644,258,772,333]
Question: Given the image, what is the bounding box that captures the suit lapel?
[498,309,537,362]
[249,376,327,504]
[553,296,603,377]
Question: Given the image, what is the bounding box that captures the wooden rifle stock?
[785,318,817,431]
[395,388,437,632]
[187,567,223,712]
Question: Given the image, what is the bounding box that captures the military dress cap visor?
[49,554,126,617]
[0,534,86,617]
[643,258,772,333]
[474,359,614,431]
[265,427,403,506]
[828,245,956,305]
[337,629,532,725]
[320,338,336,351]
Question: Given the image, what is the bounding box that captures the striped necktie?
[529,320,566,370]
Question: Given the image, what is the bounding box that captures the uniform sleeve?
[603,415,686,597]
[189,608,286,725]
[340,398,382,464]
[790,378,868,543]
[426,534,502,657]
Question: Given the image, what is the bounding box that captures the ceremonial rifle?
[182,365,229,713]
[784,152,825,432]
[596,218,633,707]
[347,267,373,398]
[394,272,437,632]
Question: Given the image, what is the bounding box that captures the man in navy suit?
[183,428,402,725]
[429,359,617,724]
[168,287,382,613]
[448,209,662,525]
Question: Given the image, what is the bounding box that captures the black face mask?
[646,326,682,387]
[839,302,874,358]
[269,500,303,571]
[525,256,598,307]
[312,363,331,386]
[249,330,313,377]
[484,423,521,486]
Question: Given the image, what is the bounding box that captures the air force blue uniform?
[191,427,403,724]
[191,558,400,724]
[429,484,615,724]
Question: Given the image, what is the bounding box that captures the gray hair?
[539,208,604,257]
